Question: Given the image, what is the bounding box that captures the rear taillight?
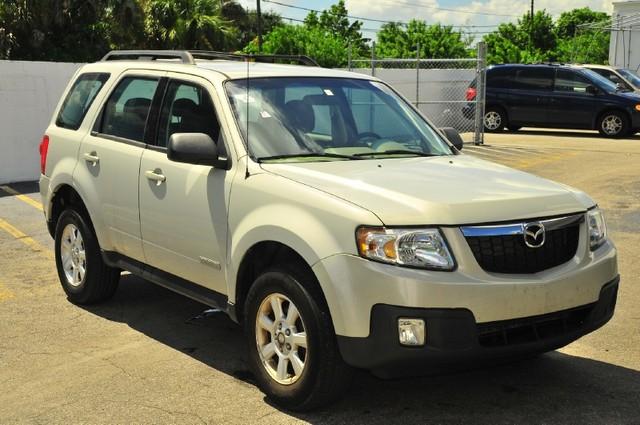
[466,87,477,101]
[39,135,49,175]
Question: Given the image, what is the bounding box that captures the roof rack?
[101,50,319,67]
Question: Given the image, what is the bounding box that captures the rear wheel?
[598,111,629,138]
[54,209,119,304]
[484,107,507,132]
[245,267,353,411]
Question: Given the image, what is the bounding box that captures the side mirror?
[167,133,229,169]
[440,127,464,151]
[586,85,599,95]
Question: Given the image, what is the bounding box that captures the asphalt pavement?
[0,128,639,424]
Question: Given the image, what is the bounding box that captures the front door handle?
[145,169,166,185]
[83,152,100,166]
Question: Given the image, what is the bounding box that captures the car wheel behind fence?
[484,107,506,132]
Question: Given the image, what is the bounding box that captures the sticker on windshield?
[323,89,334,96]
[260,110,272,118]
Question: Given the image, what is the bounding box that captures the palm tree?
[144,0,235,50]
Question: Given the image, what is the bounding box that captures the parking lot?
[1,129,639,424]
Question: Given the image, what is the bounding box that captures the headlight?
[587,207,607,250]
[356,227,455,270]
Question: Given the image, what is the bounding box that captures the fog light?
[398,318,426,346]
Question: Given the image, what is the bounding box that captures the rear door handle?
[83,152,100,166]
[145,169,166,185]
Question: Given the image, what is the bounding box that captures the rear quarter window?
[486,67,513,89]
[56,73,110,130]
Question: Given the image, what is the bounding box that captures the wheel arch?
[233,240,330,326]
[594,107,631,130]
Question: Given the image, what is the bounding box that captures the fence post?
[474,41,487,146]
[416,42,420,108]
[371,41,376,77]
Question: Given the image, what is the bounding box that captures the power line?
[279,15,496,36]
[365,0,521,18]
[264,0,517,22]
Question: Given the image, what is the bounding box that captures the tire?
[507,125,522,132]
[54,209,120,304]
[597,111,629,138]
[484,107,507,132]
[244,267,353,411]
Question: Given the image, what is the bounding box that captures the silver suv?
[39,50,619,410]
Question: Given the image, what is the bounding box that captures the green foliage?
[483,11,557,64]
[144,0,234,50]
[244,24,348,68]
[483,8,611,65]
[556,7,609,39]
[377,21,470,59]
[0,1,614,68]
[221,1,282,50]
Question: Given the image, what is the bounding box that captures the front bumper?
[337,276,618,375]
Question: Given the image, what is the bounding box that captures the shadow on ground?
[511,128,640,140]
[83,274,640,424]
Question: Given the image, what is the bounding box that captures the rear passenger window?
[513,68,553,91]
[56,73,109,130]
[100,77,159,142]
[555,70,592,93]
[486,67,513,89]
[157,81,221,148]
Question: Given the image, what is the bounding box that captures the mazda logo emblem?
[524,222,545,248]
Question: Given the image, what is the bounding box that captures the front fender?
[226,172,381,304]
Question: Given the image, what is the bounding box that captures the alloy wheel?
[255,293,308,385]
[602,115,623,135]
[60,223,86,287]
[484,111,502,130]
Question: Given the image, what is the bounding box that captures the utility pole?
[529,0,534,53]
[256,0,263,53]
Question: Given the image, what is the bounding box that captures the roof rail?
[102,50,196,64]
[101,50,319,67]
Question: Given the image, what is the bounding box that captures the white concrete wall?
[610,1,640,71]
[0,61,82,184]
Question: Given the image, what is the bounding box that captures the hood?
[260,155,593,225]
[616,90,640,100]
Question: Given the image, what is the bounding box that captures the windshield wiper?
[258,152,361,162]
[353,150,442,157]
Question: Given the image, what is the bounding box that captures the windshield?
[225,77,453,162]
[618,68,640,88]
[581,69,619,92]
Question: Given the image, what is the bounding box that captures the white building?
[610,1,640,70]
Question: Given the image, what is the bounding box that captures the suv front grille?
[477,303,594,347]
[461,214,582,274]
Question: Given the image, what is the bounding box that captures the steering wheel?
[357,132,382,141]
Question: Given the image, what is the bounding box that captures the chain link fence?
[344,42,487,145]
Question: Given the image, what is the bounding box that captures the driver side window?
[156,80,222,150]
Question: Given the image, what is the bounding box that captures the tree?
[221,1,282,50]
[302,0,368,57]
[377,21,470,59]
[0,0,112,61]
[555,7,610,64]
[144,0,234,50]
[244,24,348,68]
[556,7,609,39]
[483,10,557,64]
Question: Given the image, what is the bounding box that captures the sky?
[238,0,614,38]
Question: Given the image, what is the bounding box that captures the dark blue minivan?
[464,64,640,138]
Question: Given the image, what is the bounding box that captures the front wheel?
[598,111,629,138]
[484,107,507,132]
[244,268,353,411]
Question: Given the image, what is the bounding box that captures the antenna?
[245,57,250,179]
